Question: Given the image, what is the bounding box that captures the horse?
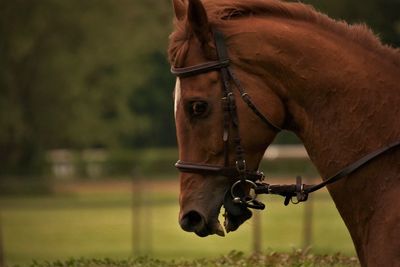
[168,0,400,266]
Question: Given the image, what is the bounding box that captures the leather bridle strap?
[175,160,265,181]
[170,30,281,134]
[215,29,248,174]
[171,29,281,182]
[228,68,282,132]
[304,139,400,194]
[171,59,230,77]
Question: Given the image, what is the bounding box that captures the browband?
[171,59,230,78]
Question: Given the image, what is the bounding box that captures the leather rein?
[171,28,400,212]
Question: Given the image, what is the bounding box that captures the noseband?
[171,28,400,211]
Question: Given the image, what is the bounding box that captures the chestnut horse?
[168,0,400,265]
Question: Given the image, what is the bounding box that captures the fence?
[0,215,3,267]
[1,145,351,265]
[46,148,178,179]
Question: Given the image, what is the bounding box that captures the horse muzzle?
[179,210,225,237]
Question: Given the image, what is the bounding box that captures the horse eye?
[189,101,209,117]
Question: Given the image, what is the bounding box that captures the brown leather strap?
[171,29,281,183]
[305,139,400,193]
[175,160,265,181]
[171,59,230,77]
[253,140,400,206]
[227,68,282,132]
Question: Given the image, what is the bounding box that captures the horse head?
[169,0,285,236]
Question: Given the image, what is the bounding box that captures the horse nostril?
[180,210,205,232]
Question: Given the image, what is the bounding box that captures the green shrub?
[18,251,359,267]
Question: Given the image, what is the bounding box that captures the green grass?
[0,186,356,266]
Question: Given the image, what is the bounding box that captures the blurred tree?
[127,51,176,147]
[0,1,87,174]
[301,0,400,46]
[0,0,173,175]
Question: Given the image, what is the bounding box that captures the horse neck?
[288,50,399,179]
[231,18,400,179]
[286,37,399,180]
[227,17,400,265]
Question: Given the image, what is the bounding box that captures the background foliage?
[0,0,399,176]
[19,251,360,267]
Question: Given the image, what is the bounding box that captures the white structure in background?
[47,150,76,179]
[47,149,107,179]
[82,149,107,178]
[264,145,309,160]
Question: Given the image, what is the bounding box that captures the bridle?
[172,29,280,182]
[171,28,400,213]
[172,29,278,209]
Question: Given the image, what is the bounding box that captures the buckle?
[283,176,309,206]
[235,159,246,173]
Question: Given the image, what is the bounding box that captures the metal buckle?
[235,159,246,173]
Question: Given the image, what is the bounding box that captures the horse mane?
[169,0,400,67]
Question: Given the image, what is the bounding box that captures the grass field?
[0,180,356,266]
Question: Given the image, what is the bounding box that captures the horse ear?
[187,0,211,45]
[172,0,186,21]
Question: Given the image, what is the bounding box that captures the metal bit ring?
[230,179,258,204]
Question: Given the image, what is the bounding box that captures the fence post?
[132,170,142,256]
[0,214,5,267]
[252,210,262,254]
[143,182,153,255]
[302,197,313,250]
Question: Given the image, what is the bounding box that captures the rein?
[171,28,400,213]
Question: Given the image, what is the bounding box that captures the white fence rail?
[264,145,309,160]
